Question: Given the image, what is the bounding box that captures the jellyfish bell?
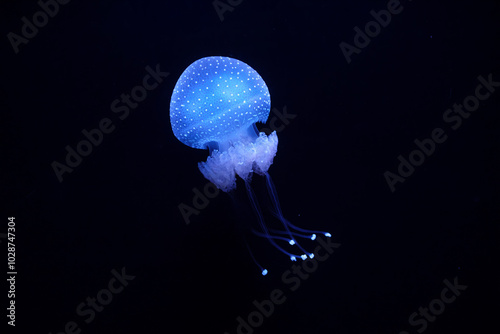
[170,56,271,150]
[170,56,331,275]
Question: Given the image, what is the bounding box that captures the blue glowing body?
[170,56,271,149]
[170,56,332,275]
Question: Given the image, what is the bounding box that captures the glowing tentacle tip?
[309,253,314,259]
[289,239,296,245]
[311,234,317,240]
[325,233,332,237]
[262,269,268,276]
[290,256,297,262]
[301,254,307,260]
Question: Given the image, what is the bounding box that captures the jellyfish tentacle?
[251,229,296,243]
[268,228,314,240]
[251,229,312,260]
[245,181,307,261]
[242,235,268,276]
[263,172,331,258]
[279,217,332,239]
[263,171,309,247]
[262,172,296,241]
[265,172,331,239]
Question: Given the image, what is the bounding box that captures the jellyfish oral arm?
[198,126,278,192]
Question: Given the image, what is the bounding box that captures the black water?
[1,0,499,333]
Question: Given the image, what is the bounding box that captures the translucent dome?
[170,56,271,149]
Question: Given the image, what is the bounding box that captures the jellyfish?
[170,56,331,275]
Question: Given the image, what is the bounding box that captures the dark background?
[1,0,499,333]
